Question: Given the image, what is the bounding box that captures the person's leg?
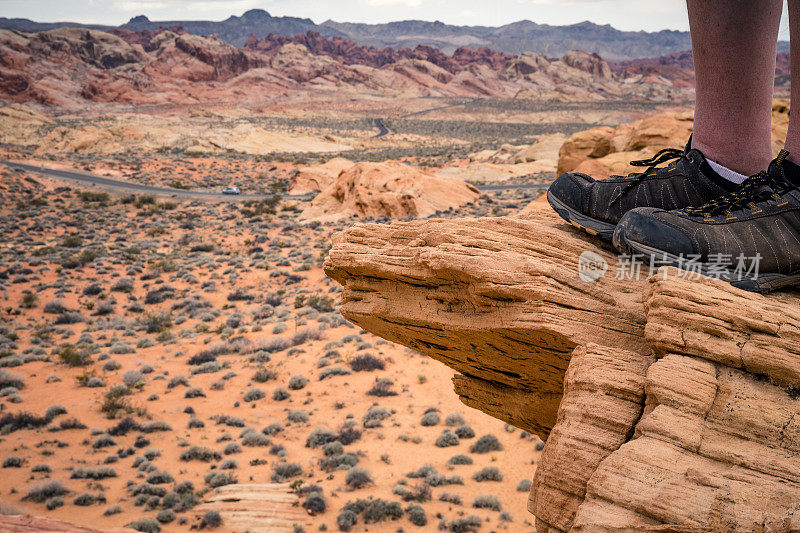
[688,0,781,176]
[783,0,800,161]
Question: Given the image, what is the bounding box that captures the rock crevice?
[325,210,800,532]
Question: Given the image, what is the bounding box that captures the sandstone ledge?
[324,210,800,532]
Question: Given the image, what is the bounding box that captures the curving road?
[2,161,312,202]
[3,160,548,204]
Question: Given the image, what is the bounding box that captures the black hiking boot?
[613,150,800,293]
[547,139,736,241]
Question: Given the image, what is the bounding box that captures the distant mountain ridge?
[0,9,712,61]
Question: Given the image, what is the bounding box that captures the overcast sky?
[0,0,791,38]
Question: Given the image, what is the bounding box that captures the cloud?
[361,0,428,7]
[115,0,260,13]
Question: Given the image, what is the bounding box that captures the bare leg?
[784,1,800,162]
[688,0,781,175]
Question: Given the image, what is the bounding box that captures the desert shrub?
[57,344,92,367]
[73,493,96,506]
[271,462,303,482]
[420,411,440,426]
[306,428,338,448]
[131,483,167,497]
[337,509,358,531]
[199,510,222,529]
[3,456,23,468]
[108,416,140,436]
[109,342,134,355]
[127,518,161,533]
[85,377,105,388]
[104,505,123,516]
[362,406,390,428]
[71,467,117,480]
[349,354,384,372]
[319,366,351,380]
[302,492,327,515]
[263,423,284,436]
[219,458,238,470]
[217,415,245,428]
[271,387,290,401]
[288,374,308,390]
[242,430,270,447]
[46,496,64,510]
[393,483,430,503]
[287,410,309,423]
[445,515,481,532]
[93,434,116,448]
[167,375,190,389]
[224,442,242,454]
[322,441,344,456]
[184,387,205,398]
[435,430,460,447]
[448,454,473,466]
[345,467,372,490]
[180,446,220,462]
[0,411,51,433]
[0,370,24,390]
[469,434,503,453]
[141,421,171,433]
[156,509,175,524]
[439,492,462,505]
[291,327,322,346]
[367,378,397,397]
[43,300,68,314]
[31,463,51,473]
[362,499,403,523]
[473,466,503,482]
[122,370,145,387]
[56,417,86,430]
[143,448,161,460]
[190,361,222,375]
[406,503,427,526]
[454,425,475,439]
[204,472,237,488]
[24,480,68,502]
[146,471,173,484]
[516,479,533,492]
[243,387,266,402]
[473,494,502,511]
[103,360,122,372]
[319,453,359,471]
[44,405,67,419]
[252,367,276,382]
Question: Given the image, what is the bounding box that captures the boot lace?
[684,150,795,217]
[609,148,685,205]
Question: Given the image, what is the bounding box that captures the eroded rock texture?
[324,209,800,532]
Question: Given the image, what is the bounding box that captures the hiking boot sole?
[547,190,615,242]
[613,226,800,294]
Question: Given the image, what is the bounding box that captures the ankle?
[690,137,771,175]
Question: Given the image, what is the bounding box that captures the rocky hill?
[0,9,699,60]
[0,27,686,108]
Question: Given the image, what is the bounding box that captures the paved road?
[2,161,312,202]
[3,160,547,203]
[373,118,390,138]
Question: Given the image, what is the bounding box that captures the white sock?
[706,158,748,185]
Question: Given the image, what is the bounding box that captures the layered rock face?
[324,209,800,532]
[0,26,690,107]
[557,102,790,177]
[301,161,480,221]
